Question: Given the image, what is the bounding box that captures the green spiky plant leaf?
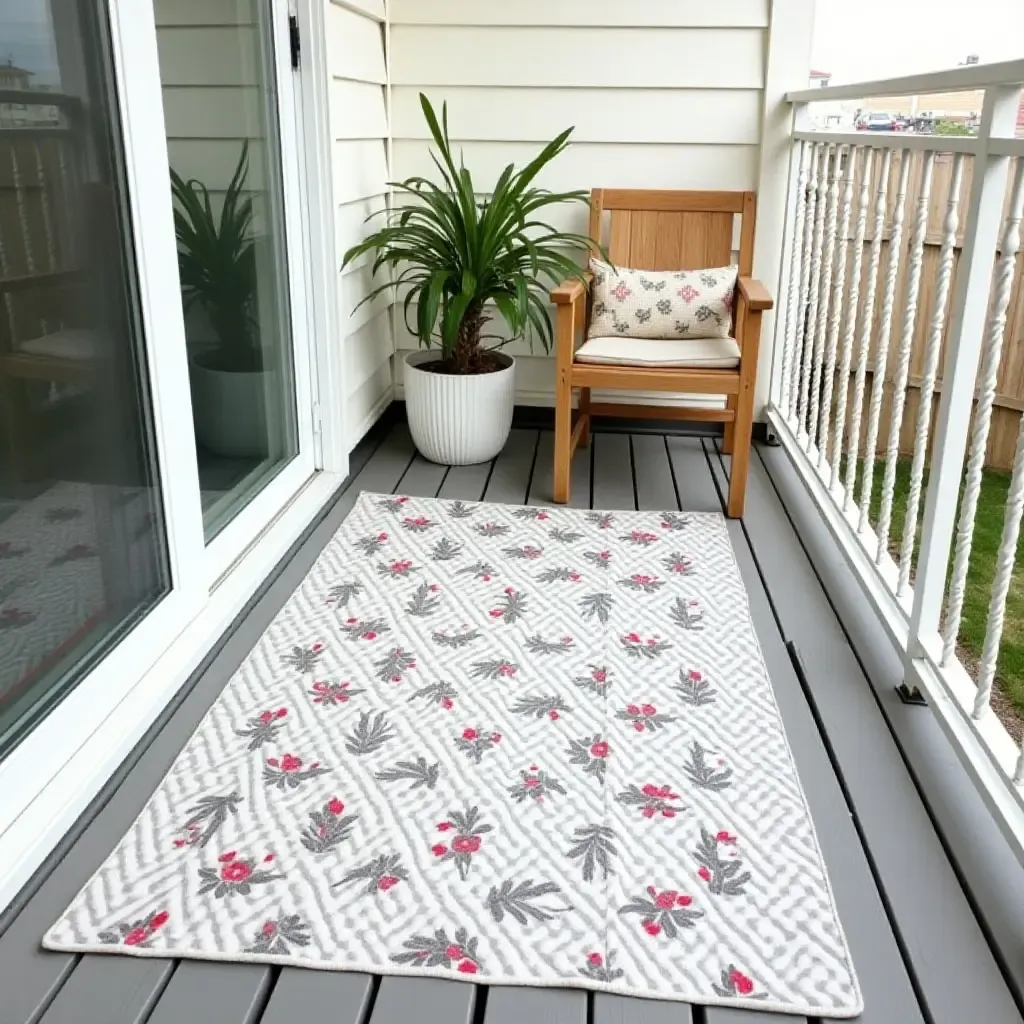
[342,95,598,373]
[170,141,261,371]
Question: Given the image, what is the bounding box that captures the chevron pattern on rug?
[44,493,862,1017]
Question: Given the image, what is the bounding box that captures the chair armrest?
[551,279,585,306]
[737,277,773,311]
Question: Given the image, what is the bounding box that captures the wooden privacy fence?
[824,149,1024,471]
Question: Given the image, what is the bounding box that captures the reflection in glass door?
[0,0,170,751]
[155,0,302,541]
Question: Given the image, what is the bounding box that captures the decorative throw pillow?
[588,258,738,340]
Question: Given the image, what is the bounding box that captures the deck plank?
[484,986,586,1024]
[369,976,476,1024]
[705,441,925,1024]
[483,429,539,504]
[722,443,1020,1024]
[592,994,693,1024]
[398,452,449,498]
[0,425,417,1024]
[37,956,174,1024]
[631,434,677,512]
[529,430,592,508]
[259,970,375,1024]
[437,461,493,501]
[591,433,634,510]
[144,962,271,1024]
[664,436,722,514]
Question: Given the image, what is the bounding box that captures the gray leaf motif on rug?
[44,492,863,1018]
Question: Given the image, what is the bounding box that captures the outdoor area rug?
[44,492,863,1017]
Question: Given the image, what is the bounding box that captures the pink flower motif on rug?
[333,852,409,896]
[233,708,288,751]
[454,727,502,764]
[198,852,282,898]
[616,783,685,819]
[308,680,365,706]
[298,796,359,854]
[618,886,704,939]
[263,753,329,790]
[619,633,673,659]
[97,909,168,948]
[712,965,768,1000]
[244,914,311,955]
[391,926,482,973]
[615,702,676,733]
[507,765,567,803]
[431,807,491,881]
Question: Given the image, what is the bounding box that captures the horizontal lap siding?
[326,0,394,448]
[388,7,766,409]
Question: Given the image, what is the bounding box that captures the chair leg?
[722,394,738,455]
[579,388,592,448]
[553,377,573,504]
[727,389,754,519]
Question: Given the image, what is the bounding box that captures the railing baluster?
[858,149,911,534]
[844,148,890,509]
[10,145,35,276]
[943,158,1024,665]
[789,142,819,423]
[808,145,840,453]
[779,141,809,418]
[876,150,936,563]
[818,145,856,470]
[797,143,825,442]
[898,154,965,596]
[976,420,1024,718]
[33,142,57,272]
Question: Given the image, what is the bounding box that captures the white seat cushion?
[575,335,740,369]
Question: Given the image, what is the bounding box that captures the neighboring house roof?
[810,69,832,79]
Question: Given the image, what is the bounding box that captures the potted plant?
[171,142,269,458]
[343,95,594,465]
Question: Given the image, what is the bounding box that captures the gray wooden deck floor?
[1,419,1022,1024]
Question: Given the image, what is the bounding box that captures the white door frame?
[0,0,347,913]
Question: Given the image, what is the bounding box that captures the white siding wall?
[387,0,771,408]
[325,0,394,447]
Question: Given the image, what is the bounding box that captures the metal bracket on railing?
[895,683,927,706]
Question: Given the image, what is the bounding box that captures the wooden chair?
[551,189,773,518]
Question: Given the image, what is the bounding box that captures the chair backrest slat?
[591,188,755,276]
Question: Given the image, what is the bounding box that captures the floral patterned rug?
[44,492,862,1017]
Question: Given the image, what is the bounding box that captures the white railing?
[768,59,1024,856]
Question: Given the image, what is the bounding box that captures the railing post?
[772,102,811,418]
[906,86,1022,666]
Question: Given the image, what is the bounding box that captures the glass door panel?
[0,0,170,752]
[153,0,303,542]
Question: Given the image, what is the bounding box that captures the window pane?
[155,0,301,540]
[0,0,170,751]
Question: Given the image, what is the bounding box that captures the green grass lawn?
[852,457,1024,718]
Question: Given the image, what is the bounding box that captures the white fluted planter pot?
[404,350,516,465]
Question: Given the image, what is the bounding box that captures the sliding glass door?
[153,0,313,546]
[0,0,320,758]
[0,0,173,750]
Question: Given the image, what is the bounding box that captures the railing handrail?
[786,57,1024,105]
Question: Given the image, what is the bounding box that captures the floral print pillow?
[588,259,738,341]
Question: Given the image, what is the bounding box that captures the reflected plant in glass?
[170,141,260,373]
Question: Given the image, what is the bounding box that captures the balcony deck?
[1,417,1022,1024]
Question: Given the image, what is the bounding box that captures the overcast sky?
[812,0,1024,82]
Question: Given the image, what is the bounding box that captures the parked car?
[857,111,899,131]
